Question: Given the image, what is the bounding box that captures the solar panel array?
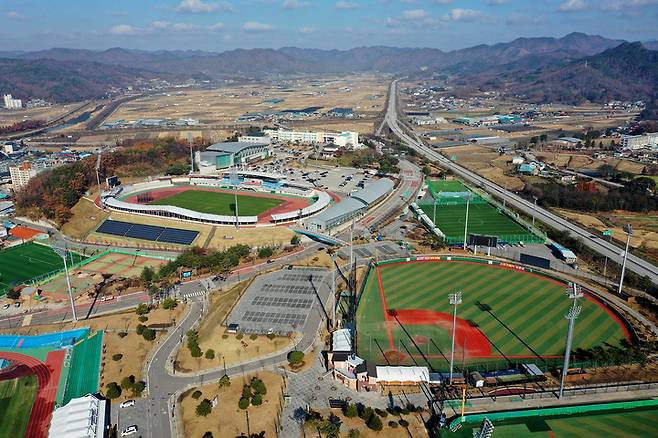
[95,219,198,245]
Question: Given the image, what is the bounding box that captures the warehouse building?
[195,141,270,173]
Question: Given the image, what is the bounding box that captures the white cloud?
[402,9,428,20]
[208,22,225,31]
[110,24,140,35]
[558,0,588,12]
[601,0,658,10]
[335,1,359,9]
[151,20,171,30]
[299,26,315,33]
[176,0,233,13]
[243,21,273,32]
[432,0,455,4]
[505,13,542,25]
[6,11,23,20]
[283,0,310,9]
[172,22,199,31]
[483,0,508,4]
[447,8,485,21]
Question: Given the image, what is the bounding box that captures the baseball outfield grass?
[0,375,38,438]
[356,260,629,371]
[0,243,86,295]
[150,190,284,216]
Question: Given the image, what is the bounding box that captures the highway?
[382,79,658,285]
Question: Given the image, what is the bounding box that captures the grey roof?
[351,178,394,206]
[308,197,365,226]
[207,141,267,154]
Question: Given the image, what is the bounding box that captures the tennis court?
[0,243,87,295]
[356,258,629,371]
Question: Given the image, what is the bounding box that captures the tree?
[344,404,358,418]
[204,349,215,359]
[140,266,155,287]
[196,399,212,417]
[121,375,136,390]
[136,324,146,335]
[360,406,374,421]
[398,419,409,428]
[258,247,274,258]
[241,385,253,399]
[347,430,361,438]
[290,234,301,246]
[366,414,383,431]
[287,350,304,366]
[142,328,156,341]
[238,397,250,410]
[6,289,20,300]
[422,165,431,176]
[112,354,123,361]
[105,382,122,399]
[135,303,150,316]
[192,390,203,399]
[162,298,177,310]
[131,380,146,396]
[250,378,267,395]
[251,393,263,406]
[202,432,214,438]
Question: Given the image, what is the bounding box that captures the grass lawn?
[0,243,86,295]
[0,375,38,438]
[150,190,284,216]
[356,260,628,371]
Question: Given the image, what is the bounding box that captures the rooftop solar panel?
[124,223,164,241]
[96,220,133,236]
[158,228,199,245]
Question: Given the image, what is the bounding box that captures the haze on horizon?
[1,0,658,53]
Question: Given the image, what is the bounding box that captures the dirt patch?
[60,196,110,240]
[312,407,429,438]
[179,371,284,438]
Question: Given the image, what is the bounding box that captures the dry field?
[0,104,79,126]
[179,371,284,438]
[537,152,646,174]
[440,144,525,190]
[108,75,387,129]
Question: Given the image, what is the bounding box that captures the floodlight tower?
[558,282,583,399]
[231,167,240,229]
[448,291,463,385]
[462,194,472,251]
[188,132,194,174]
[617,224,633,294]
[54,246,77,322]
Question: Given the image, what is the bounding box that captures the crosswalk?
[181,291,205,298]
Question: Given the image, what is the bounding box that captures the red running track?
[0,350,64,438]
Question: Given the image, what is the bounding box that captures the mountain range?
[0,33,656,106]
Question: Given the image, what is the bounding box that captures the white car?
[120,400,135,408]
[121,425,138,436]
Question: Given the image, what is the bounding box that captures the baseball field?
[0,243,87,295]
[149,190,284,216]
[356,258,629,371]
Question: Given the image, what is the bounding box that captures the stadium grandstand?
[195,141,271,173]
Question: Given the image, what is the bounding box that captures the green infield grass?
[150,190,284,216]
[0,243,86,295]
[356,260,629,371]
[0,375,38,438]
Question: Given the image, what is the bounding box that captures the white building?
[3,94,22,110]
[238,135,271,145]
[48,394,109,438]
[263,128,359,148]
[9,162,38,189]
[621,132,658,150]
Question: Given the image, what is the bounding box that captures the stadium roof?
[49,394,108,438]
[332,328,352,352]
[308,197,365,226]
[207,141,268,154]
[351,178,394,206]
[375,366,430,383]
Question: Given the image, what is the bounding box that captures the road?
[382,79,658,285]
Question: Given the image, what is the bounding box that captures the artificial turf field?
[356,260,629,371]
[0,376,37,438]
[449,407,658,437]
[150,190,284,216]
[0,243,86,295]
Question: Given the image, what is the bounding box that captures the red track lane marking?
[375,266,395,351]
[548,432,557,438]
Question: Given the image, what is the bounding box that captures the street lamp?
[617,224,633,294]
[462,194,472,251]
[54,246,77,322]
[448,292,462,385]
[558,283,583,399]
[531,196,538,227]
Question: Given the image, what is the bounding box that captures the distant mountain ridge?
[0,33,655,104]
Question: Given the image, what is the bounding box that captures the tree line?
[0,120,46,135]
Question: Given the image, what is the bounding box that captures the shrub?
[344,403,358,418]
[162,297,177,310]
[258,247,274,258]
[347,429,361,438]
[142,328,156,341]
[117,332,128,338]
[359,407,374,421]
[205,349,215,360]
[388,421,399,428]
[266,333,276,340]
[131,380,146,396]
[398,419,409,428]
[136,324,145,335]
[291,235,301,245]
[400,408,410,415]
[218,374,231,388]
[135,303,150,315]
[195,399,212,417]
[236,333,244,340]
[190,345,203,357]
[242,385,252,399]
[375,408,388,418]
[138,315,148,323]
[111,353,123,361]
[251,378,267,395]
[105,382,121,399]
[192,390,203,399]
[366,414,383,431]
[415,405,425,413]
[250,334,257,340]
[121,375,136,390]
[238,397,250,410]
[6,289,20,300]
[287,350,304,366]
[202,432,214,438]
[251,393,263,406]
[221,334,229,339]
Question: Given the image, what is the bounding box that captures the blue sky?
[2,0,657,52]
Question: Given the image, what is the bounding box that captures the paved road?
[382,79,658,286]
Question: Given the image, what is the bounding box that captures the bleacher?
[61,331,103,405]
[96,219,199,245]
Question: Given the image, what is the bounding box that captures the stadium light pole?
[432,198,437,226]
[331,253,336,329]
[531,196,538,227]
[462,195,471,251]
[558,283,583,399]
[448,292,462,385]
[54,246,77,322]
[617,224,633,294]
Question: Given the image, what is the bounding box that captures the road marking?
[181,291,205,298]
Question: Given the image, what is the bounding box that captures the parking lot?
[226,266,330,335]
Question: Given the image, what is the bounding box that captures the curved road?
[383,79,658,285]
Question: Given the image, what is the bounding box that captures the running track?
[0,350,64,438]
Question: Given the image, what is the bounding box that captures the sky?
[1,0,658,52]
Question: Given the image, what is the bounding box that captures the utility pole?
[462,195,471,251]
[617,224,633,294]
[54,246,77,322]
[558,283,583,399]
[448,292,462,385]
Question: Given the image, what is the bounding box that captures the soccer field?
[0,243,86,295]
[356,259,629,371]
[150,190,284,216]
[0,376,38,438]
